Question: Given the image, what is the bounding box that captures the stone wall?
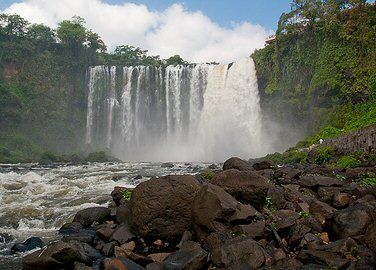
[323,125,376,153]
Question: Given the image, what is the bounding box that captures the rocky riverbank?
[16,157,376,270]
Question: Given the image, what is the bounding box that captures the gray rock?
[73,207,110,227]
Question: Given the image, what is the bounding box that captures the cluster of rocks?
[19,157,375,269]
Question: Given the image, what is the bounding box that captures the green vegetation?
[253,1,376,139]
[313,146,335,165]
[299,211,311,218]
[360,177,376,187]
[336,155,362,168]
[85,151,108,163]
[266,149,308,164]
[201,170,215,180]
[0,13,189,163]
[123,190,132,202]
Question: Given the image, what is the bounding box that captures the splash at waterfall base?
[86,58,274,162]
[20,156,376,270]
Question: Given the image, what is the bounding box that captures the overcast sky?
[0,0,292,63]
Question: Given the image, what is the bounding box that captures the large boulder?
[330,203,374,238]
[129,175,201,238]
[73,207,110,227]
[211,237,265,269]
[223,157,253,171]
[211,169,272,207]
[192,184,257,232]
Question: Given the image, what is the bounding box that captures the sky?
[0,0,292,63]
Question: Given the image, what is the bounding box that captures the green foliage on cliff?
[253,1,376,139]
[0,13,190,163]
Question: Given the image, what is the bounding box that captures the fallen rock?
[11,237,44,253]
[233,220,266,238]
[299,175,342,188]
[273,210,300,230]
[111,224,135,244]
[73,207,110,227]
[59,222,83,235]
[129,175,200,238]
[104,257,145,270]
[223,157,253,171]
[111,187,128,206]
[252,160,275,170]
[162,241,207,270]
[23,241,83,270]
[211,237,265,269]
[192,183,257,231]
[297,250,350,269]
[331,203,374,238]
[211,169,272,207]
[147,253,171,263]
[333,193,351,208]
[309,199,336,219]
[97,223,116,241]
[364,221,376,252]
[288,224,311,245]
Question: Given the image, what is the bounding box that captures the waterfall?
[86,58,264,162]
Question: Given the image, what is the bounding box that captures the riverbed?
[0,161,212,269]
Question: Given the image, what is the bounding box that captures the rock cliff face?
[323,125,376,154]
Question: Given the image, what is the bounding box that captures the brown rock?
[129,175,201,238]
[252,160,275,170]
[223,157,253,171]
[233,220,266,238]
[364,221,376,252]
[298,250,349,269]
[111,224,135,244]
[97,223,116,241]
[111,187,128,206]
[288,224,311,244]
[299,175,342,188]
[273,210,300,230]
[192,184,257,231]
[309,199,336,219]
[121,241,136,251]
[73,207,110,227]
[104,258,144,270]
[147,253,171,263]
[163,241,207,270]
[211,169,272,207]
[23,241,83,270]
[211,237,265,269]
[331,203,374,238]
[333,193,351,208]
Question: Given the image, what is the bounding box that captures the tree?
[56,16,86,47]
[86,30,107,53]
[290,0,325,28]
[0,14,29,37]
[165,55,187,66]
[27,24,55,43]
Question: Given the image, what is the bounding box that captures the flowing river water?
[0,162,213,269]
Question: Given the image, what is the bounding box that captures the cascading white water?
[86,57,265,161]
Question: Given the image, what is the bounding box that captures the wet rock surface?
[19,157,376,270]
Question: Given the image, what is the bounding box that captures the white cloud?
[1,0,269,63]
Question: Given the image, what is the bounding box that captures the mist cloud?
[2,0,269,63]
